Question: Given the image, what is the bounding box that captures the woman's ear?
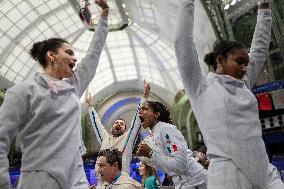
[216,55,224,74]
[154,112,160,120]
[46,50,56,63]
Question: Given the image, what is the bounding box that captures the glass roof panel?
[0,0,216,101]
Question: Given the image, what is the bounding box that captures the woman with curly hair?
[136,100,207,189]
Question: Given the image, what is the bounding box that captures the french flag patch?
[172,144,178,152]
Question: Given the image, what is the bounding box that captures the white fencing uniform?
[174,0,284,188]
[0,17,108,189]
[140,121,207,189]
[102,171,141,189]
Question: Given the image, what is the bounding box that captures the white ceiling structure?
[0,0,216,104]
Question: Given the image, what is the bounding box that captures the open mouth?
[69,63,75,70]
[139,116,144,124]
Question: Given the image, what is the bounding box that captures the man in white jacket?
[136,100,207,189]
[85,80,150,188]
[96,148,141,189]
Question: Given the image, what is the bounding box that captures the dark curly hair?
[204,40,245,71]
[147,100,173,124]
[30,38,68,68]
[98,148,122,170]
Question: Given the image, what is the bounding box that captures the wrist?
[258,3,270,9]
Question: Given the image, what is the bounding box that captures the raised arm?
[121,81,151,158]
[0,88,27,189]
[245,0,272,89]
[72,0,109,96]
[175,0,205,98]
[85,95,108,144]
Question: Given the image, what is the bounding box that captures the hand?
[90,184,96,189]
[95,0,109,18]
[136,143,152,158]
[95,0,109,9]
[257,0,270,8]
[143,80,151,99]
[196,152,206,162]
[85,94,94,108]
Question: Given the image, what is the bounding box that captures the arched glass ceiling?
[0,0,216,102]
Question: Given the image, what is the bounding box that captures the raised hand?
[95,0,109,17]
[143,79,151,99]
[95,0,109,9]
[85,94,94,108]
[257,0,270,8]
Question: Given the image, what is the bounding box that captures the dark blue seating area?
[9,159,165,186]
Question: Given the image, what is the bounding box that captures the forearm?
[0,152,11,189]
[150,148,187,176]
[88,107,107,144]
[0,90,25,189]
[74,17,108,96]
[175,0,204,97]
[0,135,12,189]
[246,8,272,88]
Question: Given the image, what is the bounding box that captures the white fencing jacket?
[140,121,206,187]
[103,171,141,189]
[175,0,274,188]
[0,18,108,189]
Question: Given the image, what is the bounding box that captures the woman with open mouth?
[136,100,207,189]
[0,0,109,188]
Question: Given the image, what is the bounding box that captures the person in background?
[138,161,160,189]
[193,145,210,170]
[175,0,284,188]
[96,149,141,189]
[85,80,150,188]
[162,173,173,187]
[0,0,108,188]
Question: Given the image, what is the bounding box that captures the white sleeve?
[150,127,188,176]
[175,0,206,98]
[121,98,143,154]
[245,9,272,89]
[88,107,108,144]
[0,88,27,189]
[71,17,108,97]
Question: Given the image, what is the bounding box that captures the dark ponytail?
[29,38,68,68]
[204,52,217,71]
[204,40,245,71]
